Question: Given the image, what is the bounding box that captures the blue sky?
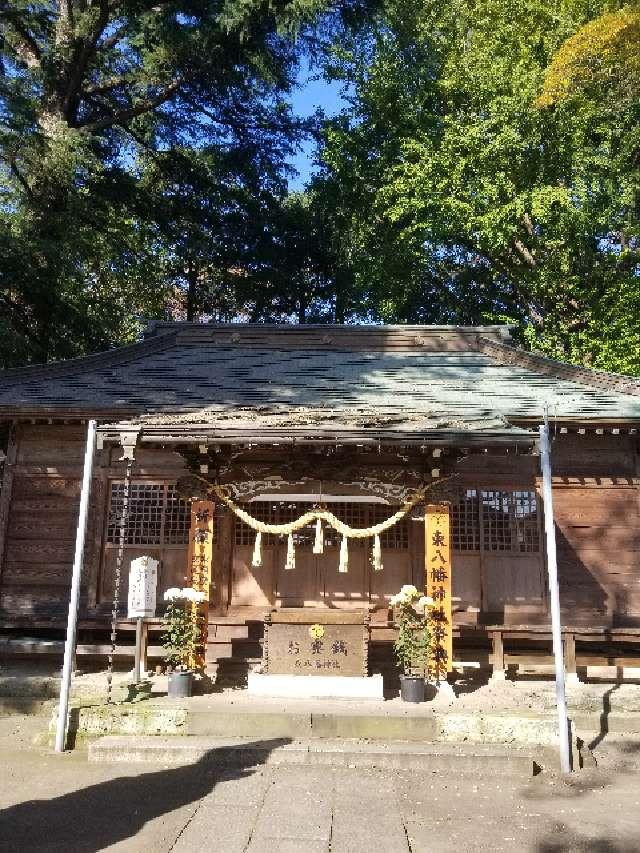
[287,59,346,190]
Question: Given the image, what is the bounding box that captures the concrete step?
[88,735,537,776]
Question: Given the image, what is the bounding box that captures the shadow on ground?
[537,826,639,852]
[0,738,289,853]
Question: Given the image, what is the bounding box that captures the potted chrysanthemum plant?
[162,587,206,698]
[390,584,433,703]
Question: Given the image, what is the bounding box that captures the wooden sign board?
[425,504,453,681]
[263,609,369,677]
[186,500,215,668]
[127,556,158,618]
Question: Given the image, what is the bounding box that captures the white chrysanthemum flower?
[178,587,206,603]
[414,595,434,613]
[400,584,419,598]
[163,587,181,601]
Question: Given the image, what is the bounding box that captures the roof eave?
[96,423,537,447]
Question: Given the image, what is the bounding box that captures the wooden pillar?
[490,630,505,681]
[0,425,17,584]
[409,503,425,588]
[564,632,580,685]
[425,504,453,682]
[187,499,214,668]
[213,503,234,614]
[86,458,108,610]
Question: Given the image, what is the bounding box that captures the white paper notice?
[127,555,159,618]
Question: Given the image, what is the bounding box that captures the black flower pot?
[168,670,193,698]
[400,674,425,703]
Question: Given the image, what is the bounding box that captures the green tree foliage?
[0,0,331,366]
[314,0,640,373]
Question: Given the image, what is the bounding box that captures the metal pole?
[55,419,97,753]
[106,459,133,704]
[539,414,572,773]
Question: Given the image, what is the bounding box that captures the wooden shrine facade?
[0,323,639,649]
[0,419,638,633]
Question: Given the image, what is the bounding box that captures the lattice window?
[324,503,366,548]
[481,490,540,553]
[451,489,539,553]
[234,502,279,546]
[369,504,409,549]
[451,490,480,551]
[107,482,191,546]
[164,486,193,545]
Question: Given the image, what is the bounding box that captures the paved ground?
[1,715,640,853]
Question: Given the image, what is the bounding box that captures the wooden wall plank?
[0,425,18,585]
[2,564,74,586]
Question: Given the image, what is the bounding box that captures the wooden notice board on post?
[187,499,214,668]
[425,504,453,681]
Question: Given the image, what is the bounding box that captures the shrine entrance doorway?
[229,497,413,610]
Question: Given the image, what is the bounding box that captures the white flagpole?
[55,419,97,752]
[539,408,571,773]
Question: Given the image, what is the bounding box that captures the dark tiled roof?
[0,325,638,428]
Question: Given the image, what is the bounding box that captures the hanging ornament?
[338,534,349,573]
[313,518,324,554]
[372,533,383,572]
[285,532,296,570]
[251,531,262,568]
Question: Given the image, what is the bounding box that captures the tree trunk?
[186,261,198,322]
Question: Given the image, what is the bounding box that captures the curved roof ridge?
[0,330,179,387]
[477,336,640,397]
[144,321,516,337]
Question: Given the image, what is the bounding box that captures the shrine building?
[1,323,639,686]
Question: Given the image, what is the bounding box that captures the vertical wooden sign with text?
[425,504,453,682]
[187,500,214,669]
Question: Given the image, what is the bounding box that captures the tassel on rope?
[372,533,383,572]
[252,531,262,568]
[338,535,349,573]
[285,532,296,570]
[313,518,324,554]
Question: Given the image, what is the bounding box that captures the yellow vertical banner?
[187,500,214,669]
[425,504,453,681]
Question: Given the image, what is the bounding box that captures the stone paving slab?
[171,803,260,853]
[3,742,640,853]
[246,840,329,853]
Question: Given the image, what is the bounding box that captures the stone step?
[88,735,537,776]
[208,622,265,641]
[205,640,263,661]
[210,657,262,687]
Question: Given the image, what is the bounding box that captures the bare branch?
[2,14,42,68]
[82,74,135,95]
[56,0,75,41]
[62,0,112,120]
[80,77,186,131]
[513,239,536,267]
[98,22,128,51]
[8,160,34,200]
[523,212,536,238]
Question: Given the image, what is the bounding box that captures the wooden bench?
[487,625,640,682]
[0,617,166,672]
